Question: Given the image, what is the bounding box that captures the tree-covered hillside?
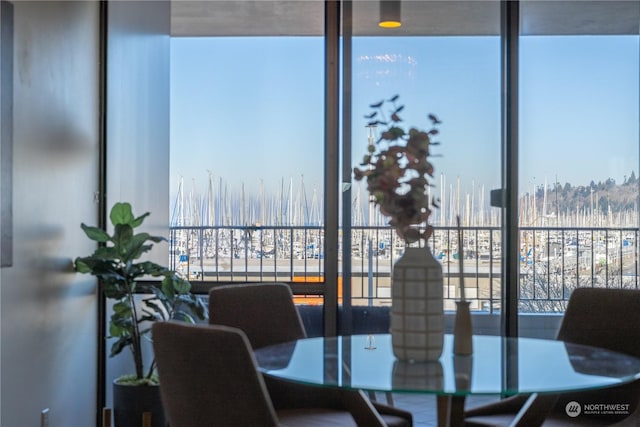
[530,171,638,216]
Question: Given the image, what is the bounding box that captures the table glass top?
[254,334,640,396]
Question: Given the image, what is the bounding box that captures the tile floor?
[375,392,501,427]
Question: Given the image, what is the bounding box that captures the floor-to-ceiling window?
[169,2,326,293]
[517,1,640,319]
[343,1,502,329]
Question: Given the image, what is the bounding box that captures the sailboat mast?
[440,173,446,227]
[260,179,265,225]
[207,171,215,226]
[180,176,185,226]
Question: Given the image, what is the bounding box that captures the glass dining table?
[254,334,640,427]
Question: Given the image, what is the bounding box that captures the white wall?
[0,2,100,426]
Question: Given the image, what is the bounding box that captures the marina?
[169,223,640,313]
[168,174,640,312]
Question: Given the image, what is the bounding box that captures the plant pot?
[390,246,444,362]
[113,381,166,427]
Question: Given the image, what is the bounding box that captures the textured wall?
[0,2,100,426]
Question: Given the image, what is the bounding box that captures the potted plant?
[354,95,445,362]
[74,202,207,427]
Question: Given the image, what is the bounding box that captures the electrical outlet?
[41,408,49,427]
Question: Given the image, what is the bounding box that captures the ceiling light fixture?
[379,0,401,28]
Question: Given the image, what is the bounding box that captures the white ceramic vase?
[391,246,444,362]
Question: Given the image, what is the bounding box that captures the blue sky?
[170,34,638,222]
[170,37,324,204]
[520,36,639,191]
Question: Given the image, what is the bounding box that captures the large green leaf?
[113,224,134,259]
[161,276,176,299]
[74,258,92,273]
[113,301,132,318]
[93,246,119,260]
[126,233,154,260]
[109,320,132,338]
[131,212,151,228]
[110,311,133,328]
[103,284,128,300]
[110,202,135,226]
[147,235,166,243]
[96,271,127,286]
[76,256,107,269]
[173,276,192,294]
[77,258,126,284]
[110,336,132,357]
[131,244,153,261]
[109,323,122,337]
[80,223,110,242]
[131,261,166,277]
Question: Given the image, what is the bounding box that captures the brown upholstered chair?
[208,282,413,427]
[464,287,640,426]
[153,321,386,426]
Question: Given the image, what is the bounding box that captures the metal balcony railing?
[169,225,640,313]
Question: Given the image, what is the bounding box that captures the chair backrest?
[152,322,280,427]
[557,287,640,358]
[553,287,640,419]
[209,283,307,349]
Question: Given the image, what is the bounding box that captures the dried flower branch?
[354,95,441,244]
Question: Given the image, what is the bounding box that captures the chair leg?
[385,392,394,406]
[343,390,387,427]
[510,393,558,426]
[436,395,467,427]
[437,395,448,427]
[369,390,395,406]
